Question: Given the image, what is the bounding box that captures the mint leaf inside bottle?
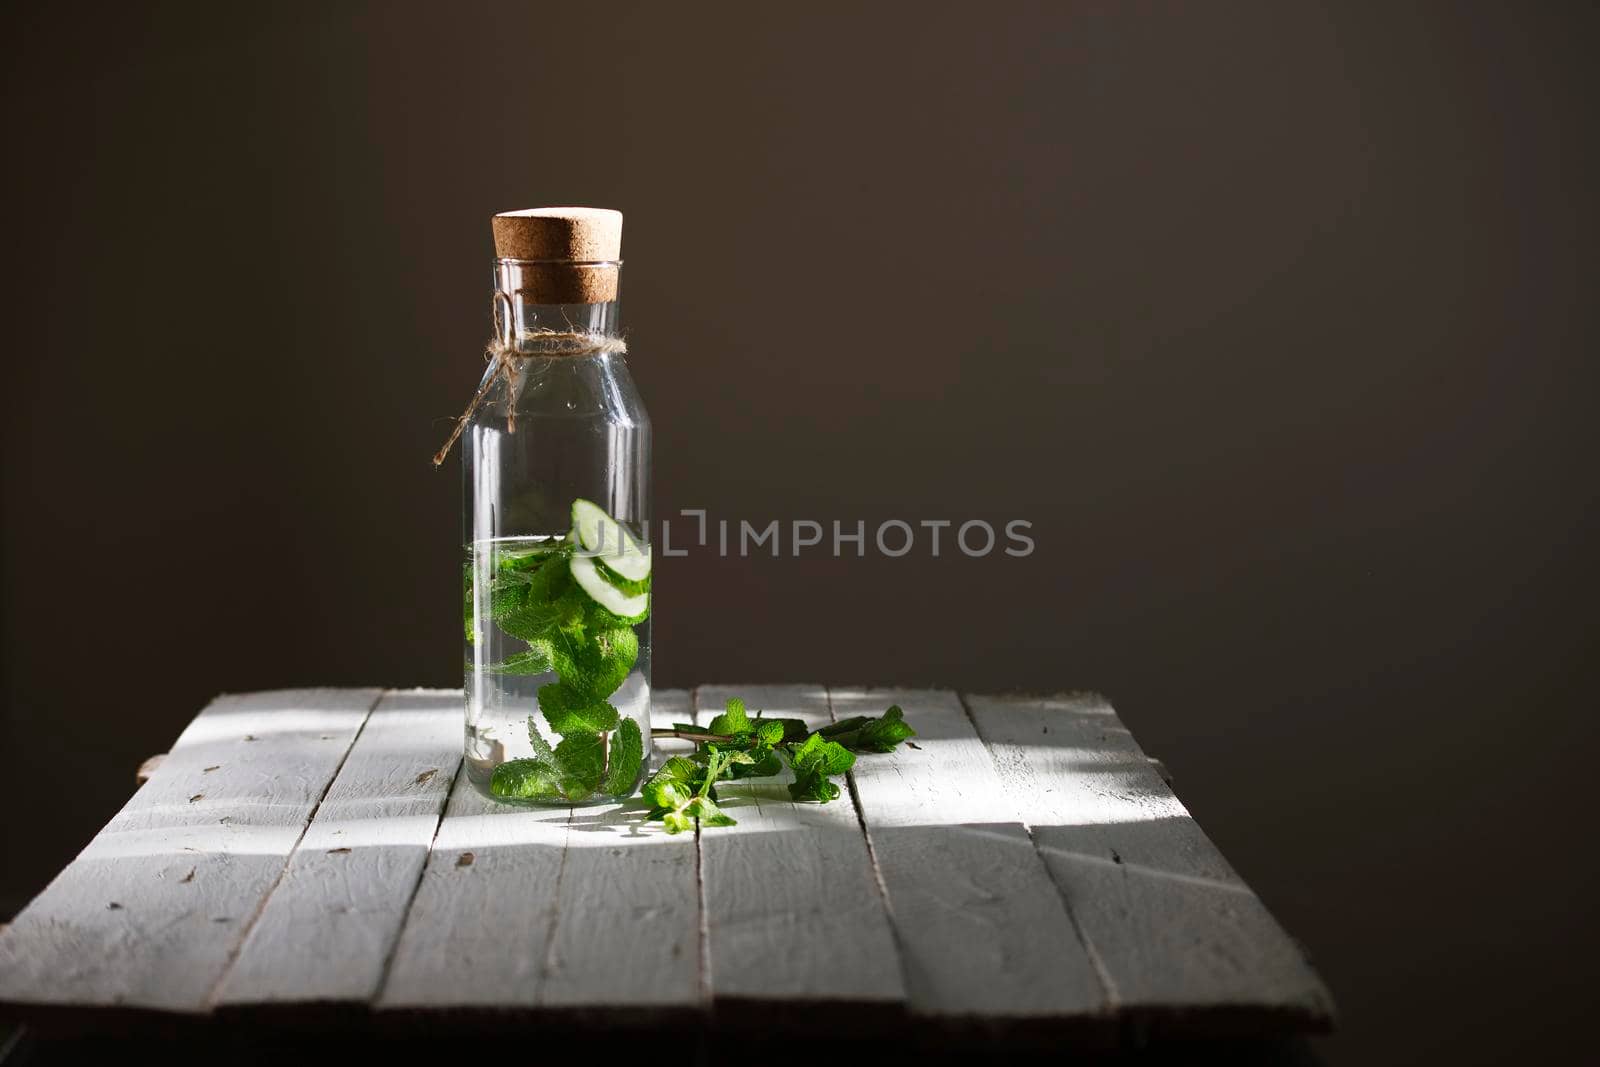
[472,501,652,806]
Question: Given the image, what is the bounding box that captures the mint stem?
[650,727,738,744]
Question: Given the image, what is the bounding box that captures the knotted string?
[432,328,627,467]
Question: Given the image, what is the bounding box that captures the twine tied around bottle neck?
[432,328,627,467]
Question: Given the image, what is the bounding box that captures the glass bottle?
[460,208,652,805]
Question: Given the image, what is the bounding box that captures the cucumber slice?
[596,557,651,597]
[568,550,650,623]
[571,498,651,581]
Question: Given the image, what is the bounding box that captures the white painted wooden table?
[0,686,1333,1051]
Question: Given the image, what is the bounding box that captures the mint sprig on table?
[643,699,916,832]
[467,499,652,803]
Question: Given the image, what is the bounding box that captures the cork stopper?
[491,208,621,304]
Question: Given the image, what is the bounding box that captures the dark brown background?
[2,2,1594,1063]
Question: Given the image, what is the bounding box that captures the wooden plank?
[694,685,905,1016]
[0,688,381,1015]
[829,688,1107,1021]
[211,689,462,1007]
[378,688,701,1015]
[541,688,700,1012]
[963,692,1335,1031]
[376,766,568,1009]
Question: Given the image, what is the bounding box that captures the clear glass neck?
[494,259,622,346]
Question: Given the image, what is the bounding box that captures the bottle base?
[464,755,641,807]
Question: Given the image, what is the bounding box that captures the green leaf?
[818,715,869,738]
[706,740,775,781]
[496,544,559,574]
[686,794,736,828]
[526,717,558,764]
[643,758,702,830]
[788,770,842,804]
[645,776,694,814]
[492,716,637,804]
[538,683,621,735]
[546,623,637,701]
[490,578,532,613]
[744,748,783,777]
[498,551,587,640]
[818,705,917,752]
[644,755,740,832]
[787,732,855,803]
[602,718,644,795]
[791,732,856,776]
[642,754,710,824]
[755,720,785,746]
[707,697,750,736]
[485,647,553,675]
[498,595,584,641]
[553,731,606,800]
[860,705,916,751]
[468,583,537,644]
[761,717,810,743]
[650,755,700,787]
[494,721,604,803]
[466,541,567,644]
[489,759,563,800]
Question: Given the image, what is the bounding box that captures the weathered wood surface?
[376,766,568,1009]
[539,689,700,1012]
[213,690,461,1007]
[0,685,1333,1043]
[965,693,1335,1029]
[379,691,701,1012]
[830,687,1105,1021]
[0,689,383,1013]
[695,685,905,1015]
